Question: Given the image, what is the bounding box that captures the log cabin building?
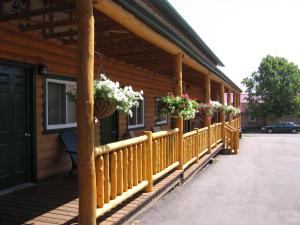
[0,0,242,224]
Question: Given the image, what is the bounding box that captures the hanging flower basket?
[67,74,143,120]
[161,94,199,120]
[94,99,117,120]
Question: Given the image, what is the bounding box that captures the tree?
[242,55,300,118]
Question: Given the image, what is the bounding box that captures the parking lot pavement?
[132,134,300,225]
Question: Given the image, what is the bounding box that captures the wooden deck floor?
[0,175,79,225]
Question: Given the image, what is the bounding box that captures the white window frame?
[128,98,145,129]
[45,78,77,130]
[155,97,168,125]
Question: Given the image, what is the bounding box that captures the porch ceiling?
[0,0,177,78]
[182,64,205,88]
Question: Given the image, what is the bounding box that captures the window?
[155,97,167,125]
[128,99,145,129]
[45,77,76,131]
[248,115,256,123]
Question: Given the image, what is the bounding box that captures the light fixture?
[38,63,48,76]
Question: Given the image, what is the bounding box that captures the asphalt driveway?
[132,133,300,225]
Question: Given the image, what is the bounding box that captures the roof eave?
[113,0,242,92]
[152,0,225,67]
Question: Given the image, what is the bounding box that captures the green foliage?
[67,74,143,117]
[242,55,300,118]
[161,94,199,120]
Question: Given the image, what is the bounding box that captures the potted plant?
[161,94,199,120]
[198,101,225,117]
[67,74,143,119]
[224,105,240,117]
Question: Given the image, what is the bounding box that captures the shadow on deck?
[0,175,79,225]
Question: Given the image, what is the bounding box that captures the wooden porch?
[0,175,79,225]
[0,120,239,225]
[0,1,242,224]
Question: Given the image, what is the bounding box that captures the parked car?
[261,122,300,133]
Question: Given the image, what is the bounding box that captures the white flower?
[93,75,143,117]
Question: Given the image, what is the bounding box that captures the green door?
[100,112,118,145]
[0,65,29,190]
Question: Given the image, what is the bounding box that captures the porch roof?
[113,0,242,92]
[0,0,242,92]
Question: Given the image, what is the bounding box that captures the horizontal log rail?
[152,128,179,181]
[95,135,148,155]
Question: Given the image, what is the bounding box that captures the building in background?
[240,93,265,130]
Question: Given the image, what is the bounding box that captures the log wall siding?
[0,23,76,179]
[95,58,173,140]
[0,23,203,179]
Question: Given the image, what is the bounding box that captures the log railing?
[93,123,234,217]
[182,127,208,170]
[225,124,239,154]
[94,135,149,217]
[210,123,222,148]
[152,128,179,181]
[231,118,238,129]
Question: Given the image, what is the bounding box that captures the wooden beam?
[61,38,78,45]
[77,0,96,224]
[93,1,208,74]
[19,19,77,32]
[0,3,75,22]
[93,0,242,93]
[43,30,78,39]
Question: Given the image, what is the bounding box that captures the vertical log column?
[219,83,225,143]
[233,92,236,126]
[227,89,232,125]
[77,0,96,224]
[175,53,184,170]
[239,93,241,127]
[144,131,153,192]
[204,74,211,154]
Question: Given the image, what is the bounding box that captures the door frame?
[0,59,37,184]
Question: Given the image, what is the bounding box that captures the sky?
[168,0,300,90]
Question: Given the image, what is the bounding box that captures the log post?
[204,74,211,154]
[144,131,153,192]
[219,83,225,143]
[232,91,236,127]
[175,53,184,170]
[194,128,200,163]
[76,0,96,224]
[227,88,232,125]
[238,93,241,130]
